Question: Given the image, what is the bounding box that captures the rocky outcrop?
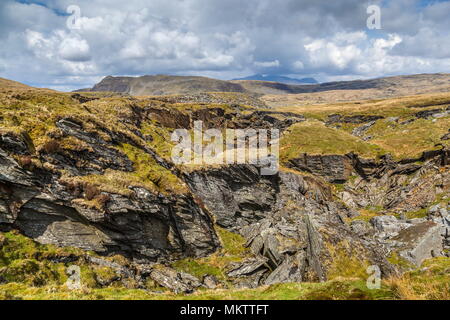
[286,154,353,183]
[186,164,397,287]
[154,92,268,109]
[338,150,449,212]
[352,121,376,140]
[286,148,449,198]
[414,106,450,119]
[392,221,443,265]
[368,214,449,265]
[0,140,219,263]
[0,93,447,293]
[144,104,304,131]
[327,114,384,125]
[148,267,203,294]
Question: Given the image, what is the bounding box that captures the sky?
[1,0,450,91]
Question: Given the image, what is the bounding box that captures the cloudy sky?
[1,0,450,91]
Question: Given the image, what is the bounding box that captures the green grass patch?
[280,120,385,162]
[171,227,251,283]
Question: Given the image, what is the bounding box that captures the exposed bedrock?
[285,148,449,183]
[185,164,399,287]
[0,148,219,263]
[1,122,448,290]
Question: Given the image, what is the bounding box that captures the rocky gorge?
[0,84,449,298]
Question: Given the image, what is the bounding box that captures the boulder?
[352,120,376,139]
[227,257,268,278]
[263,252,305,285]
[370,215,410,236]
[202,275,220,289]
[393,221,443,265]
[149,267,202,294]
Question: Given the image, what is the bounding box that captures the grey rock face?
[352,120,376,140]
[149,266,202,294]
[393,222,444,265]
[327,114,384,124]
[370,215,410,235]
[185,165,280,229]
[0,146,219,263]
[337,149,449,213]
[202,274,220,289]
[414,107,450,119]
[263,253,305,285]
[350,220,371,236]
[367,213,448,265]
[0,132,32,155]
[187,164,397,287]
[227,257,269,278]
[286,154,353,183]
[44,118,135,175]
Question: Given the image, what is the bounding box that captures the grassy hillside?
[280,120,385,161]
[277,92,450,160]
[0,78,34,89]
[263,73,450,106]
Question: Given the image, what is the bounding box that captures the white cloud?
[293,60,304,70]
[59,37,91,62]
[304,37,362,70]
[254,60,280,68]
[1,0,450,90]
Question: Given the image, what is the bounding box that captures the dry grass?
[369,117,449,159]
[275,92,450,160]
[385,257,450,300]
[273,91,450,119]
[386,274,450,300]
[0,78,35,90]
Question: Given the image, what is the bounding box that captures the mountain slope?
[0,78,34,89]
[88,75,246,96]
[80,73,450,104]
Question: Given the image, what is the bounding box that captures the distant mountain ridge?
[75,73,450,102]
[233,74,318,84]
[84,75,245,96]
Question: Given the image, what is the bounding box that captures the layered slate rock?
[286,154,353,183]
[338,149,449,213]
[186,164,398,287]
[149,266,203,294]
[0,94,448,292]
[0,135,219,263]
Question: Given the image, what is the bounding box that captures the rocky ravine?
[0,96,449,293]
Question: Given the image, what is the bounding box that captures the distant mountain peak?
[233,74,318,84]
